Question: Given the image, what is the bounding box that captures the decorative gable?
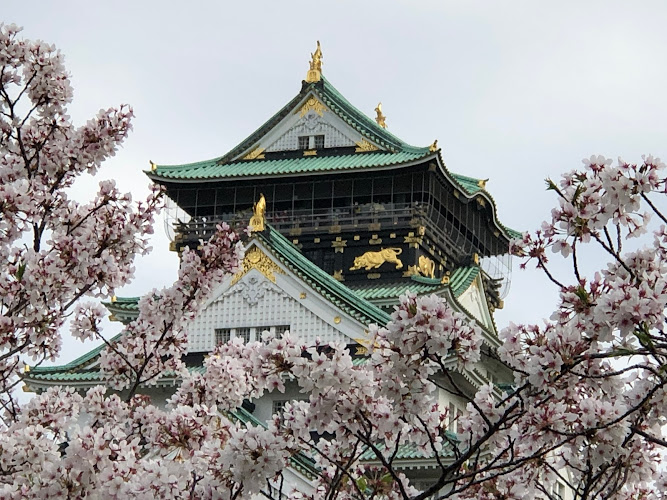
[456,274,496,332]
[185,241,373,353]
[232,93,383,161]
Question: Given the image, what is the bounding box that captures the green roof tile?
[449,266,480,297]
[151,150,432,181]
[450,173,484,195]
[349,279,443,301]
[103,296,140,311]
[314,76,426,154]
[257,225,391,327]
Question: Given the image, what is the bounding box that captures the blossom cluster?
[2,24,667,500]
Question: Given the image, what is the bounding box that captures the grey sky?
[5,1,667,364]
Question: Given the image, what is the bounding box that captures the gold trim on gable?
[231,247,284,286]
[298,97,326,118]
[355,138,379,153]
[242,147,265,160]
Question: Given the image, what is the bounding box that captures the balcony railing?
[173,203,471,262]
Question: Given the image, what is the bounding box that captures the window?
[314,135,325,149]
[272,399,288,416]
[236,327,251,343]
[273,325,291,338]
[215,328,231,345]
[215,326,287,346]
[298,136,310,150]
[448,402,464,434]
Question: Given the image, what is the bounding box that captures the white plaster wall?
[265,110,357,151]
[186,269,354,353]
[457,277,493,332]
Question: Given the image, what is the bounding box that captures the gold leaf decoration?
[298,97,326,117]
[350,248,403,271]
[305,41,323,82]
[374,102,387,128]
[355,138,379,153]
[242,147,265,160]
[418,255,436,279]
[403,265,420,278]
[231,247,284,286]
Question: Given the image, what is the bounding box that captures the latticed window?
[314,135,325,149]
[273,325,291,338]
[272,400,288,416]
[215,328,231,345]
[236,327,251,343]
[298,136,310,150]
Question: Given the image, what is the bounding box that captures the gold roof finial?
[305,41,323,83]
[478,178,489,189]
[149,160,157,172]
[249,193,266,232]
[375,102,387,129]
[429,140,439,152]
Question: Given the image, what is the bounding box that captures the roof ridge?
[258,225,391,326]
[316,76,429,154]
[29,333,121,374]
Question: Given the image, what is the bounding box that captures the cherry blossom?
[2,24,667,500]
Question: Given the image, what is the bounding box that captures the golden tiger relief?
[350,248,403,271]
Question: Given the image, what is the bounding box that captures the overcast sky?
[5,1,667,364]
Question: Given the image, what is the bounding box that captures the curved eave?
[438,286,499,347]
[216,85,312,165]
[314,76,426,154]
[28,335,119,375]
[255,226,391,327]
[435,152,521,245]
[146,150,435,183]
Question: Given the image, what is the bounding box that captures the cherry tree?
[1,24,666,499]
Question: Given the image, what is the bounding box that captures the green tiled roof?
[150,150,432,181]
[358,439,455,462]
[103,296,140,311]
[502,225,523,239]
[450,173,483,195]
[449,266,480,297]
[149,75,432,182]
[258,225,391,327]
[349,279,442,301]
[28,334,121,376]
[28,357,207,384]
[314,76,426,154]
[348,267,480,303]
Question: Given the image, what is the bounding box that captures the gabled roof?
[147,75,433,183]
[149,150,433,181]
[24,222,497,387]
[349,267,480,302]
[145,71,521,240]
[254,224,391,327]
